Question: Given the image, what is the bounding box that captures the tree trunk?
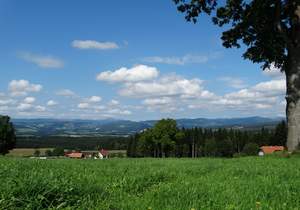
[286,4,300,151]
[286,46,300,151]
[192,141,195,158]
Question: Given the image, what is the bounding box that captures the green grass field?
[1,157,300,210]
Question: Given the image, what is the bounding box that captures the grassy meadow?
[1,157,300,210]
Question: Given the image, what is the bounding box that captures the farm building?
[65,152,83,159]
[65,149,109,159]
[259,146,285,155]
[100,149,109,158]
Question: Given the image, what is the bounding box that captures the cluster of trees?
[127,119,287,158]
[33,147,65,157]
[0,116,16,155]
[17,136,128,150]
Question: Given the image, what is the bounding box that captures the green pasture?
[0,157,299,210]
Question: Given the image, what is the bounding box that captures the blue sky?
[0,0,286,120]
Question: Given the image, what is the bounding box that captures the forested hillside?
[127,120,287,158]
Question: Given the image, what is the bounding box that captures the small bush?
[33,149,40,157]
[52,147,65,156]
[242,143,260,156]
[45,149,52,157]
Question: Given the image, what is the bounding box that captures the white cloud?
[56,89,76,97]
[16,103,46,113]
[252,79,285,96]
[35,105,46,112]
[0,99,14,106]
[78,103,89,109]
[108,99,119,106]
[263,64,285,79]
[47,100,58,106]
[19,52,64,68]
[72,40,119,50]
[255,104,272,109]
[23,97,35,104]
[88,96,102,103]
[106,108,131,115]
[9,80,42,96]
[119,74,213,99]
[96,65,159,83]
[143,54,208,65]
[17,103,33,111]
[206,79,286,111]
[0,106,8,111]
[142,97,173,106]
[218,77,247,89]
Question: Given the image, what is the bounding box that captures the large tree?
[174,0,300,151]
[0,115,16,155]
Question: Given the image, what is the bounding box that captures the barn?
[260,146,285,155]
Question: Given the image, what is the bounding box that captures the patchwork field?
[1,157,300,210]
[6,148,53,157]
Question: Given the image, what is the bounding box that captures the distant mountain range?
[12,116,284,137]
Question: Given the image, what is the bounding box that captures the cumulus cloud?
[19,52,64,68]
[206,79,286,112]
[47,100,58,106]
[143,54,208,65]
[96,65,159,83]
[23,97,35,104]
[142,97,173,106]
[119,74,213,99]
[106,108,131,115]
[252,79,285,96]
[78,103,89,109]
[218,77,247,89]
[17,103,46,112]
[263,64,285,79]
[9,80,42,96]
[108,99,119,106]
[88,96,102,103]
[35,105,46,112]
[56,89,76,97]
[72,40,119,50]
[17,103,33,111]
[0,99,14,106]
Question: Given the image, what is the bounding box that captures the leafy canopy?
[0,115,16,155]
[174,0,300,70]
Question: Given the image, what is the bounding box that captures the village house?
[65,149,109,159]
[259,146,285,156]
[65,152,83,159]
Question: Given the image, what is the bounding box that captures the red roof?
[66,152,83,158]
[100,149,109,156]
[261,146,284,154]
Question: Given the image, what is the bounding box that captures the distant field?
[7,148,127,157]
[1,157,300,209]
[7,148,53,157]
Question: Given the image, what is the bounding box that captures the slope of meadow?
[0,157,300,210]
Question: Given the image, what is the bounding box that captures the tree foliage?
[174,0,300,151]
[174,0,300,70]
[0,115,16,155]
[52,147,65,156]
[128,119,287,158]
[242,142,260,156]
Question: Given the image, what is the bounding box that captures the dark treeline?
[17,136,128,150]
[127,119,287,158]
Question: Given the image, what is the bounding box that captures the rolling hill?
[12,116,284,137]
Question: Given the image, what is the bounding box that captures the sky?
[0,0,286,120]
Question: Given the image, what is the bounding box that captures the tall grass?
[1,157,300,209]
